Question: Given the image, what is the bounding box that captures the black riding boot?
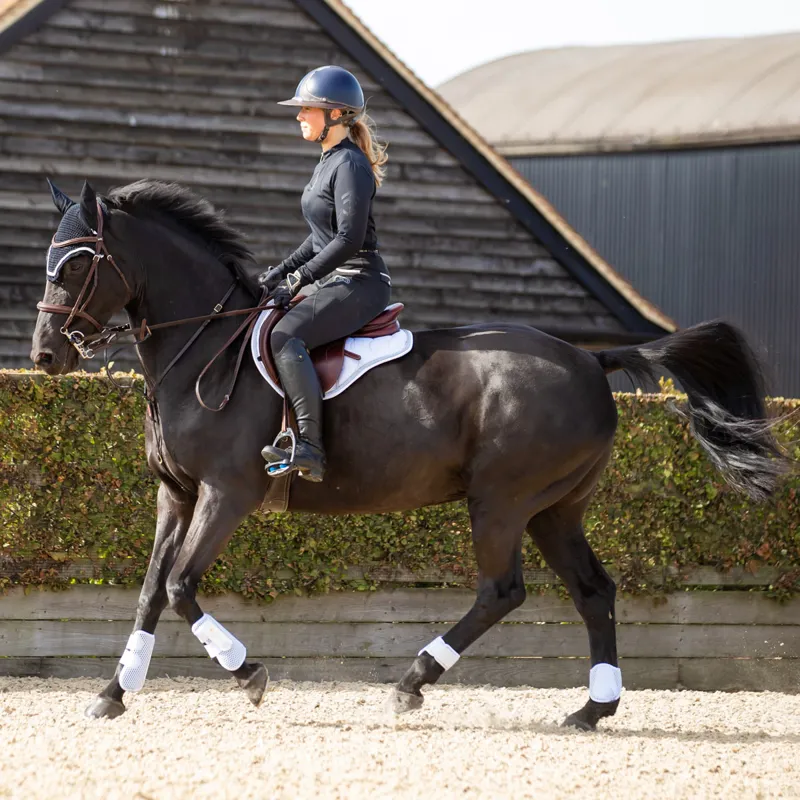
[262,337,326,482]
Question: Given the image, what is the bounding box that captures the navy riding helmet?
[278,65,365,142]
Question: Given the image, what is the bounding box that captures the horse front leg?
[164,482,268,708]
[85,480,196,719]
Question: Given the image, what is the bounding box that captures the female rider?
[258,66,391,483]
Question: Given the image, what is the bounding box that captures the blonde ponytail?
[350,112,389,187]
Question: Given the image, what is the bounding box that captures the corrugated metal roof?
[438,33,800,155]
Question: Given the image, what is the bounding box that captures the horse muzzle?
[30,340,79,375]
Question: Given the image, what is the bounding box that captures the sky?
[341,0,800,88]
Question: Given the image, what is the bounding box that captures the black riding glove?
[257,265,286,294]
[271,271,304,309]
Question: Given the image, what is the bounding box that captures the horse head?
[31,179,136,374]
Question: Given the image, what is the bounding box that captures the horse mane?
[105,179,260,299]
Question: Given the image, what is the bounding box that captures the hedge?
[1,371,798,599]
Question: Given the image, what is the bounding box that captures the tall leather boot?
[262,337,326,482]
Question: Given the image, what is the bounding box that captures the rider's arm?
[293,160,374,286]
[278,234,315,273]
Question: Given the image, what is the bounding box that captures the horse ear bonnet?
[46,204,100,282]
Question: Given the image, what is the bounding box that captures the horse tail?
[592,320,793,501]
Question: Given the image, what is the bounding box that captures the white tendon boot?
[191,613,247,671]
[118,630,155,692]
[589,663,623,703]
[418,636,460,671]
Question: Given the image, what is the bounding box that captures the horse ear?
[79,180,99,230]
[47,178,75,215]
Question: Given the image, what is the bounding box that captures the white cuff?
[589,663,622,703]
[418,636,460,671]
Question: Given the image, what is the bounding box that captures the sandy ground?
[0,678,798,800]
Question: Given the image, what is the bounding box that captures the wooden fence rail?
[0,559,787,587]
[1,583,799,692]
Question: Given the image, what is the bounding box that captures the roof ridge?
[0,0,40,27]
[0,0,66,46]
[439,32,800,154]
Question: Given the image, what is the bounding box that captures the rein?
[37,198,274,411]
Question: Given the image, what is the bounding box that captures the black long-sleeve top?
[279,138,380,285]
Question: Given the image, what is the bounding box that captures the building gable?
[0,0,672,367]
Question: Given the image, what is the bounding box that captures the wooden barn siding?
[0,0,623,368]
[1,584,798,692]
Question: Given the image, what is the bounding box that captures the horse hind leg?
[392,505,527,713]
[164,484,269,708]
[527,501,621,731]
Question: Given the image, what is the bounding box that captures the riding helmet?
[278,66,365,141]
[278,65,365,113]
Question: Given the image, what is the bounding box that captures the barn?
[0,0,672,371]
[439,33,800,396]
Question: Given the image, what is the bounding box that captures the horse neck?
[122,219,256,388]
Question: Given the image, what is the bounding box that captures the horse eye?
[67,259,86,272]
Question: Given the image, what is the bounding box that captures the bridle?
[36,198,274,411]
[37,198,133,360]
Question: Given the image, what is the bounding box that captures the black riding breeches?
[270,262,391,358]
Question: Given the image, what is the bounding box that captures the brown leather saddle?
[257,301,405,393]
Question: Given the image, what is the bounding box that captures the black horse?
[31,179,789,728]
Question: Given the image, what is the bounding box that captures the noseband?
[36,198,133,359]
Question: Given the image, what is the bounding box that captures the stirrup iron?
[262,427,297,476]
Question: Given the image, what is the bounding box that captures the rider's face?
[297,107,342,141]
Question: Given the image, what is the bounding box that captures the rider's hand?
[257,265,285,294]
[271,271,304,309]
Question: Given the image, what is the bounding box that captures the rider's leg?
[264,270,390,481]
[266,335,327,482]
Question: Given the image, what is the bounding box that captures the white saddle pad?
[251,309,414,400]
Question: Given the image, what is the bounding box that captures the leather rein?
[36,198,273,411]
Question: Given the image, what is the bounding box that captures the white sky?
[341,0,800,87]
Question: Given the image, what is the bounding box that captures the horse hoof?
[562,711,596,731]
[389,688,424,714]
[85,695,126,720]
[562,698,619,732]
[243,663,269,707]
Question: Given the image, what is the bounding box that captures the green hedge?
[1,371,798,598]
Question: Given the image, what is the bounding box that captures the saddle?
[252,301,413,398]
